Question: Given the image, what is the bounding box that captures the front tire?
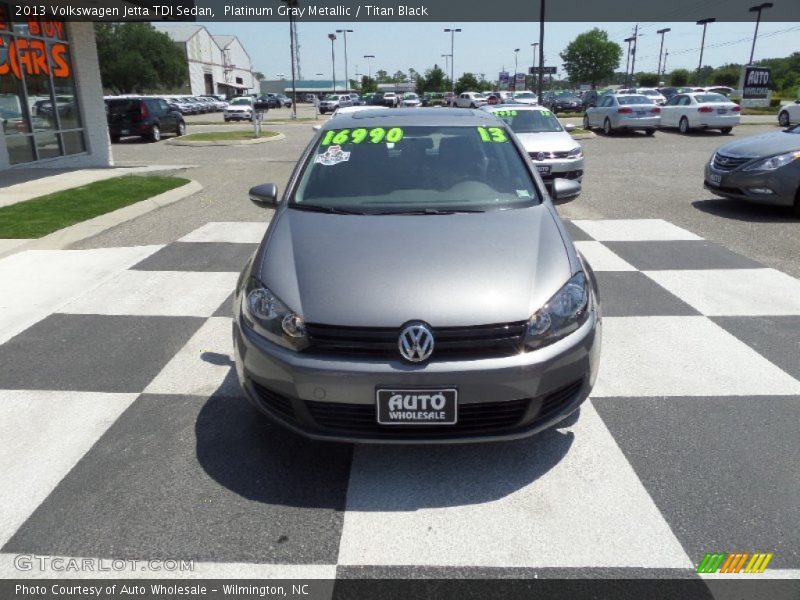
[176,121,186,136]
[644,128,655,136]
[778,111,790,127]
[679,117,690,134]
[603,118,613,135]
[719,127,732,135]
[149,125,161,142]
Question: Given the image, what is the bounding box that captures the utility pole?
[662,51,669,79]
[696,17,716,83]
[624,36,634,87]
[336,29,353,93]
[749,3,773,64]
[536,0,545,102]
[444,28,462,95]
[328,33,336,93]
[656,28,671,80]
[363,54,375,80]
[630,24,640,87]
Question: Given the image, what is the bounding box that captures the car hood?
[515,131,579,153]
[716,131,800,158]
[258,205,572,327]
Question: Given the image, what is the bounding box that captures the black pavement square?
[131,242,258,272]
[712,316,800,381]
[595,396,800,568]
[562,220,593,242]
[213,291,236,318]
[0,314,203,393]
[603,241,764,271]
[595,271,700,317]
[3,393,353,564]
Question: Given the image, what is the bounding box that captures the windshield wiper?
[290,204,368,215]
[374,208,486,215]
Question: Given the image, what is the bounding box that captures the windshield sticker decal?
[476,126,509,143]
[315,145,351,166]
[494,110,518,118]
[321,127,405,146]
[516,189,531,199]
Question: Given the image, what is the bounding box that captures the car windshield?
[493,109,562,133]
[695,94,728,104]
[515,92,535,99]
[231,98,251,105]
[292,124,539,213]
[618,95,653,105]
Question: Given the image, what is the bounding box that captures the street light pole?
[336,29,353,92]
[513,48,519,91]
[748,2,773,64]
[280,0,299,120]
[656,27,670,80]
[696,18,716,82]
[630,24,640,86]
[444,27,461,95]
[441,54,451,77]
[624,36,634,87]
[328,33,337,93]
[537,0,545,102]
[363,54,375,80]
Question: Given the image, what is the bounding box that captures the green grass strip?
[0,175,189,239]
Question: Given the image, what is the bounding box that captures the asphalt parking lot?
[2,109,798,586]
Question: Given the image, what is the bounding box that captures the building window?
[0,4,86,165]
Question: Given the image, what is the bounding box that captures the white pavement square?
[60,270,239,317]
[0,391,137,548]
[145,317,239,397]
[177,221,270,244]
[337,403,692,569]
[0,246,162,345]
[591,316,800,397]
[644,268,800,316]
[571,219,703,242]
[573,241,637,271]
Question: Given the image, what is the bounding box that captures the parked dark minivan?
[105,97,186,143]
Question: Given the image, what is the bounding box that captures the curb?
[0,180,203,259]
[167,133,285,146]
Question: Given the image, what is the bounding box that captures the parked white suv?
[382,92,400,107]
[318,94,353,114]
[224,97,253,121]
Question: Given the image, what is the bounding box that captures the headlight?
[524,272,590,349]
[567,146,583,159]
[242,278,308,351]
[743,151,800,171]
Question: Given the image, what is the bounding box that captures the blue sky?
[201,21,800,82]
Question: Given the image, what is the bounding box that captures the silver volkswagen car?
[483,104,584,188]
[233,108,602,443]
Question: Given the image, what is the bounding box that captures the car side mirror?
[552,178,581,201]
[249,183,278,208]
[564,123,576,132]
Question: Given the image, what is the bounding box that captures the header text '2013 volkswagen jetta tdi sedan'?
[233,108,601,443]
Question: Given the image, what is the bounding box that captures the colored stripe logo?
[697,552,773,574]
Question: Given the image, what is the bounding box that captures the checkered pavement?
[0,218,798,581]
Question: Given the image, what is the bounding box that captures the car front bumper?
[704,162,797,207]
[233,304,601,444]
[530,156,585,182]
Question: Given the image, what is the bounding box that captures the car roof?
[483,104,549,112]
[321,107,499,129]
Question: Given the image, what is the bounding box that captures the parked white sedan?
[660,92,741,135]
[583,94,660,135]
[778,100,800,127]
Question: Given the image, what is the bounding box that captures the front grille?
[305,321,528,360]
[304,379,584,439]
[712,153,752,172]
[306,398,531,439]
[529,151,571,159]
[251,381,297,423]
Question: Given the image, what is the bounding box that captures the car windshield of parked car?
[639,89,660,97]
[292,124,539,213]
[694,94,728,104]
[617,95,653,105]
[231,98,251,106]
[515,92,535,99]
[494,109,563,133]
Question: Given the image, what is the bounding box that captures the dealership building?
[0,9,111,171]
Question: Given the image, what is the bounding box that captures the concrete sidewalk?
[0,165,194,208]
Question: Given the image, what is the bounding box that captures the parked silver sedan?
[483,104,584,188]
[584,94,661,136]
[234,108,601,443]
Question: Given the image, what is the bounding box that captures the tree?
[374,69,391,83]
[559,28,621,89]
[455,72,481,94]
[711,64,741,87]
[670,68,690,87]
[392,70,409,83]
[636,72,660,87]
[360,75,378,93]
[95,23,187,94]
[252,71,265,82]
[415,64,448,94]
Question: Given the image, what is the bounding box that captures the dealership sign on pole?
[738,65,771,108]
[529,66,557,75]
[498,71,509,90]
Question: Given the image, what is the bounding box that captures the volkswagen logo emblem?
[536,152,546,161]
[398,323,435,363]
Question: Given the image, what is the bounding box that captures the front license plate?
[376,388,457,425]
[709,173,722,185]
[536,165,551,175]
